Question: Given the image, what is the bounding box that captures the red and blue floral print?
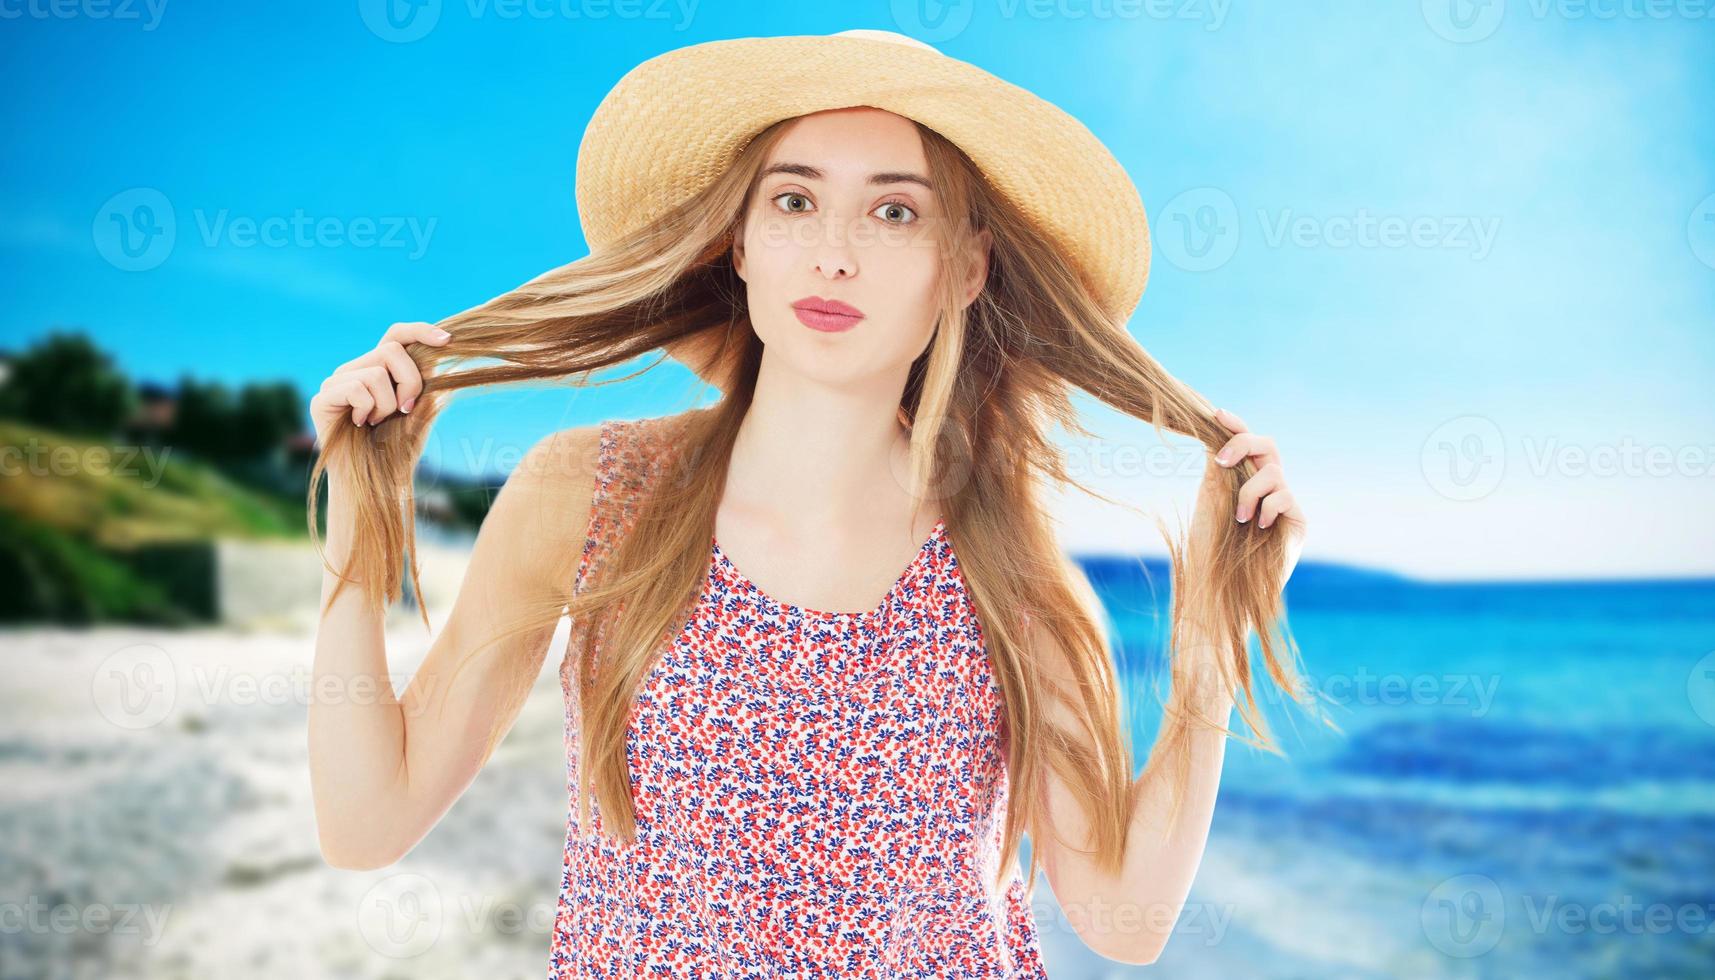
[550,411,1047,978]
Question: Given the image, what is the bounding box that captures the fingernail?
[400,397,415,414]
[1235,508,1248,523]
[431,328,451,341]
[1216,449,1232,464]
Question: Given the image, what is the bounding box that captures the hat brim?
[576,32,1150,388]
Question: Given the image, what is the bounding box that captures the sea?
[3,558,1712,978]
[1028,557,1715,978]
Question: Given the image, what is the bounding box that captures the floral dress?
[549,410,1048,978]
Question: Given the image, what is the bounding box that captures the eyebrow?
[759,162,933,191]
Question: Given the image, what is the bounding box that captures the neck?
[725,349,919,530]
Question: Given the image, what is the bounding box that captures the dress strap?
[570,418,619,600]
[571,411,700,599]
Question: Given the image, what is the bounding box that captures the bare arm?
[306,323,601,869]
[310,425,598,869]
[1037,410,1306,964]
[1031,632,1234,966]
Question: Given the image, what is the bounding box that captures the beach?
[5,562,1714,978]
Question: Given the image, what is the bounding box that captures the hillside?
[0,420,309,622]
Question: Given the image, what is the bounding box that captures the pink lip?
[792,296,865,333]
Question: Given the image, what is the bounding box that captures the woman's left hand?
[1191,407,1308,589]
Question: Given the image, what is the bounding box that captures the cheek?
[738,215,786,282]
[876,245,943,334]
[876,241,940,295]
[738,242,794,324]
[862,250,942,363]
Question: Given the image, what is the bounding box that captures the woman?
[306,28,1317,977]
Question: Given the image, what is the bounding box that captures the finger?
[382,321,452,348]
[333,348,380,376]
[338,377,375,428]
[353,364,398,425]
[1235,462,1285,523]
[1215,431,1280,469]
[1256,488,1298,529]
[332,323,447,377]
[374,340,424,413]
[1214,407,1249,434]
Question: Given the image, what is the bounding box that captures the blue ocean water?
[1027,558,1715,979]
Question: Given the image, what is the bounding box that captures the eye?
[768,192,918,225]
[771,191,813,214]
[873,200,918,225]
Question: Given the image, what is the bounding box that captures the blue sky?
[2,1,1712,579]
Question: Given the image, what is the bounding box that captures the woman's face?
[733,107,983,387]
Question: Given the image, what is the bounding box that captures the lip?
[792,296,865,333]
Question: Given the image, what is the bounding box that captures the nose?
[815,252,855,280]
[811,211,858,280]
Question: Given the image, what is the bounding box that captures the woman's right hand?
[310,321,451,447]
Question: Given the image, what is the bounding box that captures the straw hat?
[575,27,1151,389]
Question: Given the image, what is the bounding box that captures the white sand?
[1,562,1127,978]
[2,611,573,980]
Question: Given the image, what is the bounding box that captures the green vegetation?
[0,419,305,544]
[0,329,497,623]
[0,419,307,623]
[0,331,317,623]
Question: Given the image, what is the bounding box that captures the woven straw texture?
[575,31,1151,325]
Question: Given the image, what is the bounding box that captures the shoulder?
[630,406,708,451]
[601,407,710,482]
[494,407,704,526]
[513,421,606,499]
[472,423,606,566]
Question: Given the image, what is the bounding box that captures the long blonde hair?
[309,113,1324,897]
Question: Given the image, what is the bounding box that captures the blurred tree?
[0,331,134,436]
[235,382,303,460]
[169,378,303,463]
[168,377,241,459]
